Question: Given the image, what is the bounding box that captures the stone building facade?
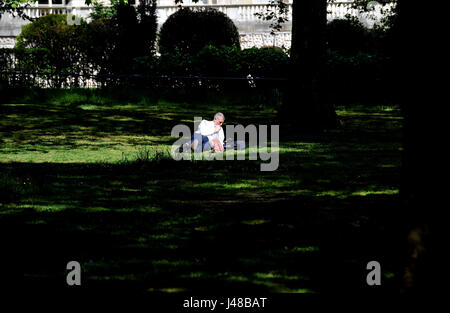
[0,0,390,49]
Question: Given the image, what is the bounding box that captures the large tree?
[279,0,338,130]
[176,0,338,130]
[395,0,445,292]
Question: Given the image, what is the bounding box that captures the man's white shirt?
[195,120,224,146]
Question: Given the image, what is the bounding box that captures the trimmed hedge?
[158,8,240,55]
[15,14,86,78]
[132,45,290,78]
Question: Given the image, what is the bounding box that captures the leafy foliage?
[131,45,289,79]
[15,14,86,86]
[254,0,290,35]
[13,1,158,77]
[349,0,397,30]
[0,47,51,88]
[158,8,240,55]
[195,45,289,78]
[78,18,116,75]
[0,0,32,20]
[88,0,118,20]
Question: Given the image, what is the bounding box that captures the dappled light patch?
[82,206,111,212]
[241,219,271,225]
[254,272,310,281]
[28,204,69,212]
[291,246,320,253]
[351,189,399,196]
[1,102,402,293]
[147,287,188,293]
[103,115,145,122]
[218,272,314,293]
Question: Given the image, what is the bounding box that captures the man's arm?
[198,121,215,136]
[212,137,224,152]
[219,128,225,144]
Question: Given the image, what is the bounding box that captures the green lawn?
[0,100,403,294]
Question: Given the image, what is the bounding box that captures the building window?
[38,0,66,5]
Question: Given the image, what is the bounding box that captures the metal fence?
[0,70,288,89]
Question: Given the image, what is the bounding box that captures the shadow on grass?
[1,156,403,295]
[0,102,404,295]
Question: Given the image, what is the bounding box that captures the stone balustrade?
[19,2,393,26]
[22,5,91,19]
[1,2,394,49]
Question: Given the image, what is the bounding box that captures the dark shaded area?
[2,160,402,296]
[280,0,338,130]
[396,0,447,293]
[0,103,403,295]
[1,16,394,105]
[0,0,412,298]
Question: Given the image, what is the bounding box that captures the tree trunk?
[397,0,446,293]
[279,0,338,130]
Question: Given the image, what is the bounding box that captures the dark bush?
[78,18,116,75]
[144,45,289,95]
[326,17,368,55]
[158,8,240,55]
[158,50,195,76]
[11,48,51,73]
[324,50,394,105]
[324,16,395,104]
[149,45,289,78]
[194,45,240,77]
[0,48,15,71]
[0,47,52,89]
[192,45,288,91]
[239,47,290,78]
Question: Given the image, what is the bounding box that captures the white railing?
[23,5,92,19]
[157,3,373,24]
[328,2,358,20]
[24,6,68,19]
[22,2,388,23]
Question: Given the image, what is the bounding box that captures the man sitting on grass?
[181,113,225,153]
